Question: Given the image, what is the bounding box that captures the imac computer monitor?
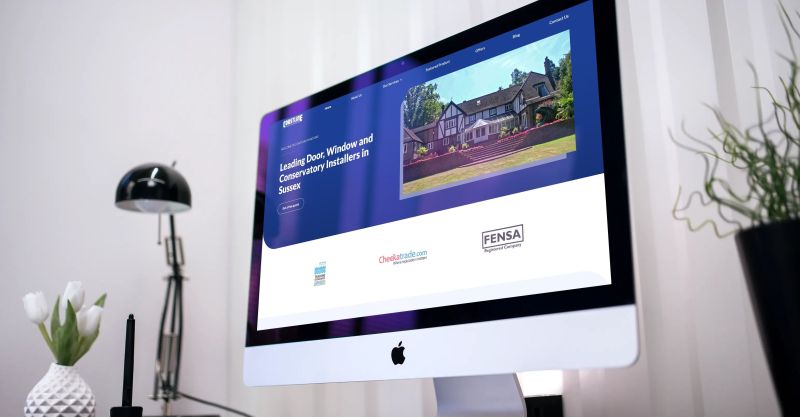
[245,0,636,386]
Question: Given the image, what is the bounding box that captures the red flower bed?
[403,151,471,182]
[458,145,485,153]
[496,119,570,144]
[404,152,446,166]
[405,145,486,166]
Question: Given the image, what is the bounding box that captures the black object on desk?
[115,163,191,407]
[111,315,143,417]
[525,395,563,417]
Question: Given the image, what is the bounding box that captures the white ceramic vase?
[24,363,96,417]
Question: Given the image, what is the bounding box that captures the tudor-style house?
[402,121,436,164]
[403,71,558,163]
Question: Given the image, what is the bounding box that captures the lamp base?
[111,406,143,417]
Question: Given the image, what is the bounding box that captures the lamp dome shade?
[115,163,191,213]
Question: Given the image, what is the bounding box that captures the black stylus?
[122,314,135,406]
[111,314,143,417]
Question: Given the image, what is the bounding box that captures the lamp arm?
[166,215,184,398]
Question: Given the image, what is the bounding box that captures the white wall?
[0,0,232,415]
[562,0,785,416]
[1,0,790,416]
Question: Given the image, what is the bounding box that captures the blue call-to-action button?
[277,198,304,215]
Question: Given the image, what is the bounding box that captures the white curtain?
[229,0,790,416]
[564,0,787,416]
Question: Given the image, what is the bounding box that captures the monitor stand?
[433,374,526,417]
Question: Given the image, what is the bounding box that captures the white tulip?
[22,292,50,324]
[76,305,103,337]
[62,281,85,312]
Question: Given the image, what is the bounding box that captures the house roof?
[466,115,515,131]
[526,95,556,107]
[402,127,425,144]
[470,119,490,128]
[458,85,522,115]
[442,101,467,116]
[456,72,558,116]
[411,121,436,133]
[521,71,558,99]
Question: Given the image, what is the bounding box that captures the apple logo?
[391,341,406,365]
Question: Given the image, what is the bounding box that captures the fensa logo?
[282,114,303,128]
[482,225,524,252]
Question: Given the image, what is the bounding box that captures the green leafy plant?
[672,3,799,237]
[23,282,107,366]
[537,106,557,124]
[403,84,443,129]
[556,52,574,119]
[416,146,428,156]
[461,143,469,150]
[448,145,456,153]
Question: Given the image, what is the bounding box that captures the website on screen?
[257,1,610,331]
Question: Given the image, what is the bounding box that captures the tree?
[535,106,556,125]
[555,52,574,119]
[403,84,443,129]
[544,56,558,88]
[509,68,528,87]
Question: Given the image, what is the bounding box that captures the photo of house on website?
[401,30,576,196]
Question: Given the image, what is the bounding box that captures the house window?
[536,83,548,97]
[489,108,497,117]
[446,119,456,129]
[404,143,408,153]
[505,103,513,113]
[469,114,476,123]
[444,137,450,145]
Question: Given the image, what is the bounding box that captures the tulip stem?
[37,322,56,357]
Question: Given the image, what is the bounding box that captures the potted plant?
[22,281,106,417]
[672,4,799,416]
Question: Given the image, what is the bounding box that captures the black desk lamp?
[115,162,190,415]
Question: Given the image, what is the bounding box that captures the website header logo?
[282,114,303,128]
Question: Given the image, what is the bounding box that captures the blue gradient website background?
[262,1,601,249]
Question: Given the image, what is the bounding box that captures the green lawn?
[403,135,576,195]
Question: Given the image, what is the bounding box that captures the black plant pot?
[735,219,800,417]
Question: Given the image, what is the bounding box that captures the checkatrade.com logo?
[378,250,428,265]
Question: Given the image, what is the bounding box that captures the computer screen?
[245,0,636,386]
